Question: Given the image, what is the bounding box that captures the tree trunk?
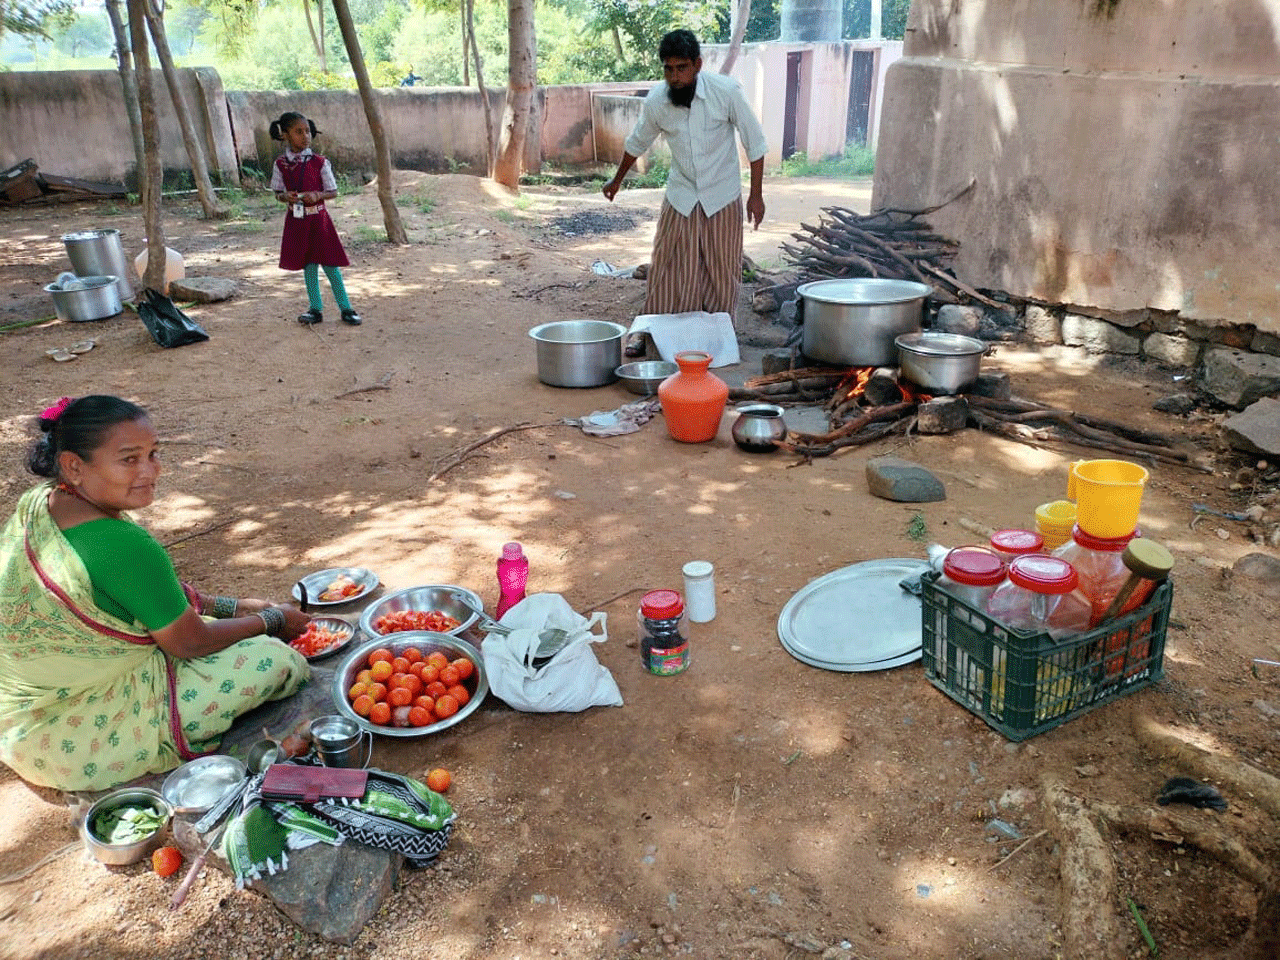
[126,0,168,293]
[104,0,145,183]
[329,0,407,243]
[720,0,752,74]
[460,1,469,86]
[610,25,623,58]
[492,0,535,190]
[465,0,494,176]
[143,0,227,219]
[302,0,322,67]
[318,0,326,74]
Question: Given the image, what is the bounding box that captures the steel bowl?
[81,787,172,865]
[895,331,988,395]
[161,755,247,816]
[332,631,488,738]
[615,360,678,395]
[358,584,483,640]
[289,615,357,662]
[44,275,122,322]
[731,403,788,452]
[797,278,931,366]
[529,320,626,388]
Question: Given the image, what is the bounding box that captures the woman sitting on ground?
[0,395,311,792]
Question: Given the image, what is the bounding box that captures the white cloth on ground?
[628,311,741,368]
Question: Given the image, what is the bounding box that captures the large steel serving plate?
[292,566,378,607]
[332,631,488,738]
[358,585,482,640]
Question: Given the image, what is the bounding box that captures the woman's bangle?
[211,596,238,619]
[256,607,286,637]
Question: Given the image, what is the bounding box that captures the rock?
[632,263,648,280]
[1199,346,1280,409]
[916,396,969,434]
[1144,332,1201,367]
[778,299,798,325]
[1233,552,1280,598]
[167,277,237,303]
[865,455,946,503]
[1062,314,1141,355]
[1222,398,1280,457]
[751,290,780,314]
[1153,393,1197,415]
[1023,304,1063,344]
[934,304,983,337]
[968,371,1012,401]
[760,351,795,376]
[1253,329,1280,358]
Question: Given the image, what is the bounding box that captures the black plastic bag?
[136,287,209,348]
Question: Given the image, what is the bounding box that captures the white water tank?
[781,0,842,41]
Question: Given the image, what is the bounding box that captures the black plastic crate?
[920,573,1171,740]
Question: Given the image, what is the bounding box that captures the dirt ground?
[0,173,1277,960]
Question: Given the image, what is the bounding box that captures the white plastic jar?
[985,555,1092,639]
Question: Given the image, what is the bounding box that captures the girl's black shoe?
[341,309,363,326]
[298,308,323,325]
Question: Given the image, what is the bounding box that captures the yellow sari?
[0,486,309,791]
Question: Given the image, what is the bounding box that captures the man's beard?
[667,82,695,108]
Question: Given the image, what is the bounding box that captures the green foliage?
[780,143,875,178]
[397,189,436,214]
[843,0,910,39]
[570,0,722,81]
[1,0,74,39]
[906,512,928,543]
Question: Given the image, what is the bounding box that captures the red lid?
[942,546,1007,587]
[989,529,1044,556]
[1069,525,1138,552]
[640,589,684,619]
[1007,555,1079,594]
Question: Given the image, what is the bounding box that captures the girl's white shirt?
[269,147,338,193]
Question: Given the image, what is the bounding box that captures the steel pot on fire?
[796,278,932,367]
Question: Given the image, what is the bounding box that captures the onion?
[391,706,413,728]
[280,733,310,758]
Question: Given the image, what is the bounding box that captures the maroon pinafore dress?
[275,153,349,271]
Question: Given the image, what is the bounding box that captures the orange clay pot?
[658,351,729,443]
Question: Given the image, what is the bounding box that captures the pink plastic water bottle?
[495,542,529,618]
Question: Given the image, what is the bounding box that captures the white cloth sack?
[481,593,623,712]
[628,311,741,367]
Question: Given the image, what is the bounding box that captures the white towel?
[628,311,741,368]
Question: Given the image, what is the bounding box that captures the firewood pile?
[729,367,1200,467]
[778,183,1002,309]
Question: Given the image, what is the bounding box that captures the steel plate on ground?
[292,567,378,606]
[777,558,929,672]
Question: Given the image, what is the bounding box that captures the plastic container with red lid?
[638,589,689,675]
[1052,525,1140,626]
[988,529,1045,564]
[938,546,1007,609]
[985,555,1092,639]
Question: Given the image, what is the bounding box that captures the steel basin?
[45,275,122,322]
[895,331,987,395]
[797,278,931,366]
[529,320,626,388]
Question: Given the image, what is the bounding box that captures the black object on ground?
[1157,775,1228,811]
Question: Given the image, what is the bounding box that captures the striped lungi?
[643,199,744,317]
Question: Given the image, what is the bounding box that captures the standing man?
[602,29,767,347]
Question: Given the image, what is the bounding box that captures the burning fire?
[828,366,932,408]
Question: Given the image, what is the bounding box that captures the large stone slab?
[1199,347,1280,409]
[866,455,946,502]
[1023,304,1062,344]
[1233,552,1280,599]
[1062,314,1141,355]
[1221,397,1280,457]
[1144,332,1201,367]
[934,304,982,337]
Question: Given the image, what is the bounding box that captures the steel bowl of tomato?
[357,585,483,641]
[332,631,488,739]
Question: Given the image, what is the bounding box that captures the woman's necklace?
[55,480,121,519]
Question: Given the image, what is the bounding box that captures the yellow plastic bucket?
[1034,500,1077,551]
[1067,459,1148,539]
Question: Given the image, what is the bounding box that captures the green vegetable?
[91,802,165,845]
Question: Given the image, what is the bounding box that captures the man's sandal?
[298,308,323,325]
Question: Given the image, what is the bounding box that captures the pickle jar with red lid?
[985,554,1092,639]
[1052,525,1140,626]
[638,589,689,675]
[937,546,1007,609]
[988,529,1045,565]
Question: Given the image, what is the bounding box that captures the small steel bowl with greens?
[81,787,173,866]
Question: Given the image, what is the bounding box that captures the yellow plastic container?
[1067,459,1148,539]
[1034,500,1077,551]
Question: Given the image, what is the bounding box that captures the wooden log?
[916,396,970,434]
[788,401,915,446]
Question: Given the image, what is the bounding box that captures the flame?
[898,380,933,404]
[830,367,874,406]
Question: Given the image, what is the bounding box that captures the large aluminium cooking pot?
[529,320,626,388]
[797,278,931,367]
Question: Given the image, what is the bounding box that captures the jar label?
[645,642,689,675]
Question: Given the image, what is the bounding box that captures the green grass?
[397,190,436,214]
[907,512,928,543]
[353,226,386,242]
[780,143,876,178]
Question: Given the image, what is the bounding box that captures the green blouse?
[61,518,190,631]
